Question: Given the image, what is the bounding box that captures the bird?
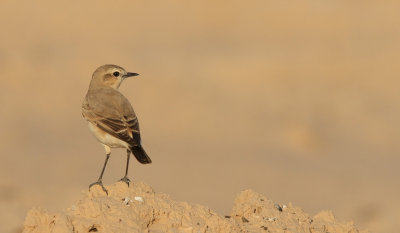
[82,64,152,194]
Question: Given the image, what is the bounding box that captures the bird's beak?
[123,72,139,78]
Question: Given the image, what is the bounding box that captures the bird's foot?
[89,180,108,195]
[119,176,131,186]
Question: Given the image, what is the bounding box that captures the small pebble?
[265,217,277,222]
[274,204,283,212]
[122,197,131,205]
[134,196,144,202]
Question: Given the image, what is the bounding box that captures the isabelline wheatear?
[82,64,152,193]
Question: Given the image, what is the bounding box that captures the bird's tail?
[129,145,152,164]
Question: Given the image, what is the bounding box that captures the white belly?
[87,122,129,148]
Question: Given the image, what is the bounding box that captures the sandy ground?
[1,1,400,233]
[22,182,366,233]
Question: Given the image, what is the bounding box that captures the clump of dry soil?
[22,182,367,233]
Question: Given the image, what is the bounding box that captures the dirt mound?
[22,182,367,233]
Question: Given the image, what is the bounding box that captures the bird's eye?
[113,71,120,77]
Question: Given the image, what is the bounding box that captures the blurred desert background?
[1,1,399,232]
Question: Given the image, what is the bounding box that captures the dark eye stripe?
[113,72,120,77]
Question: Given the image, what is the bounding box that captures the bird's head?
[91,64,139,89]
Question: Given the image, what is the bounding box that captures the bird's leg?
[89,152,110,194]
[119,149,131,186]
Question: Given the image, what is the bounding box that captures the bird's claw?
[89,180,108,195]
[119,176,131,186]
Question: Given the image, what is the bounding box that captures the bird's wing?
[82,106,141,146]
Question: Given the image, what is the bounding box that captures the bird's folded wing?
[82,108,141,146]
